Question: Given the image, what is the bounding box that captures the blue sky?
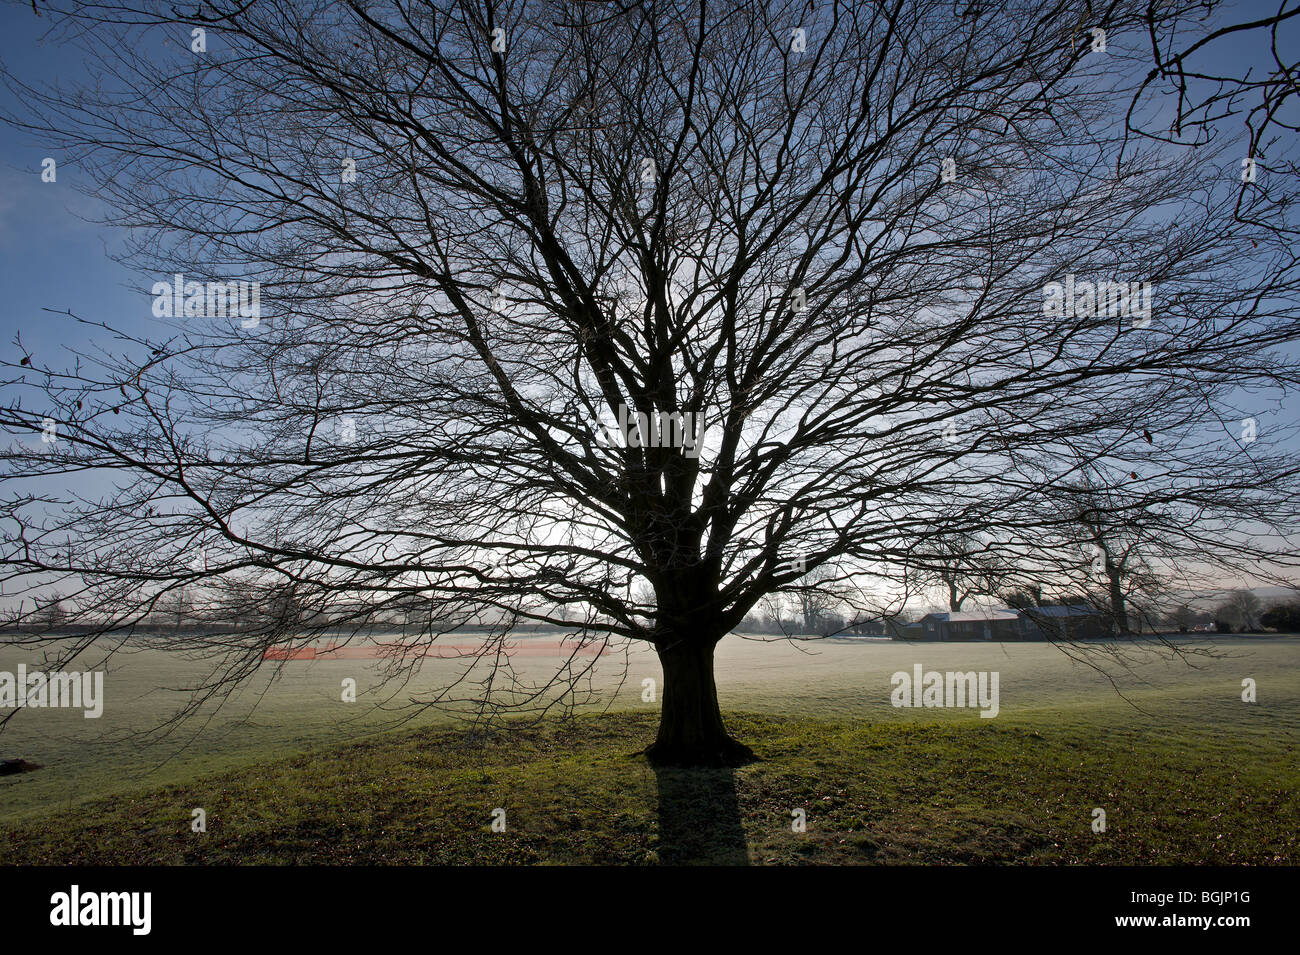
[0,7,146,361]
[1,1,1293,361]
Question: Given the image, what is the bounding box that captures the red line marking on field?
[262,639,606,661]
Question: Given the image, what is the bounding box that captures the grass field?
[2,634,1297,863]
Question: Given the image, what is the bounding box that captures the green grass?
[3,636,1295,863]
[4,708,1296,865]
[5,634,1296,823]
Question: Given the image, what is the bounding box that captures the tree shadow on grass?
[651,765,750,865]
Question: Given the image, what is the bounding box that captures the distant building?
[1019,604,1111,641]
[917,609,1022,641]
[884,618,926,641]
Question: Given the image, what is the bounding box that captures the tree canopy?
[2,0,1298,763]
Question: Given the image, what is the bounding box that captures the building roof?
[922,610,1020,623]
[1025,604,1099,617]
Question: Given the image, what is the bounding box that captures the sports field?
[3,633,1295,826]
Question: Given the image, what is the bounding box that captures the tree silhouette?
[2,1,1299,764]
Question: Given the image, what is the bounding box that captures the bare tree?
[1069,481,1152,633]
[36,591,68,632]
[2,1,1299,765]
[757,593,790,636]
[998,445,1298,637]
[154,585,192,629]
[1167,602,1195,632]
[1216,588,1263,632]
[906,531,1010,612]
[792,563,838,634]
[1129,1,1299,184]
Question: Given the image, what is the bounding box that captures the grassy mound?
[3,711,1295,865]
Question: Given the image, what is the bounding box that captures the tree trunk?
[1108,569,1129,634]
[948,580,965,612]
[644,638,755,767]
